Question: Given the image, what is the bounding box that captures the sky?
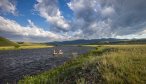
[0,0,146,42]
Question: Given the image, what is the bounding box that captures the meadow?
[18,45,146,84]
[0,36,53,50]
[0,43,53,50]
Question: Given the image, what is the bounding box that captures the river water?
[0,46,94,84]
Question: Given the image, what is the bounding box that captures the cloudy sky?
[0,0,146,42]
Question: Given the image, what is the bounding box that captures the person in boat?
[58,49,63,55]
[53,49,57,55]
[53,47,63,55]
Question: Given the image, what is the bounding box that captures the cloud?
[67,0,112,38]
[1,0,146,42]
[103,0,146,35]
[67,0,146,39]
[101,7,115,17]
[0,16,68,42]
[34,0,70,31]
[0,0,17,15]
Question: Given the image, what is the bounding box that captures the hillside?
[17,42,49,46]
[93,39,146,45]
[48,38,146,45]
[0,36,18,46]
[48,38,123,45]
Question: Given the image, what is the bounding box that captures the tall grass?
[19,45,146,84]
[99,45,146,84]
[0,45,52,50]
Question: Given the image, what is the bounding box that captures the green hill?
[0,36,19,46]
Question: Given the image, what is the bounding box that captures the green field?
[18,45,146,84]
[0,45,53,50]
[0,36,18,46]
[0,43,53,50]
[0,37,53,50]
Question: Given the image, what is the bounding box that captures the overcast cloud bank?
[0,0,146,42]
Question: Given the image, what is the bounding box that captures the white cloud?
[0,16,68,42]
[116,34,146,39]
[67,0,113,39]
[0,0,16,15]
[68,0,98,13]
[1,0,146,42]
[101,7,115,17]
[67,0,146,39]
[34,0,70,30]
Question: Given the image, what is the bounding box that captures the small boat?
[58,50,63,55]
[53,50,58,55]
[53,49,63,56]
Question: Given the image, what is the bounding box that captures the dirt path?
[0,46,94,84]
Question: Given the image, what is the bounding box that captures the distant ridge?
[48,38,124,45]
[48,38,146,45]
[0,36,18,46]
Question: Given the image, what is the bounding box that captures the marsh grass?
[19,45,146,84]
[0,45,53,50]
[99,45,146,84]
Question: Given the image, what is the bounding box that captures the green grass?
[0,36,53,50]
[99,45,146,84]
[0,36,18,46]
[19,45,146,84]
[0,45,53,50]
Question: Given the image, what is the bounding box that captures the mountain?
[48,38,124,45]
[0,36,19,46]
[48,38,146,45]
[110,39,146,44]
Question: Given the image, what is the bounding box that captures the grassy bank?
[19,45,146,84]
[0,45,53,50]
[0,38,53,50]
[99,45,146,83]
